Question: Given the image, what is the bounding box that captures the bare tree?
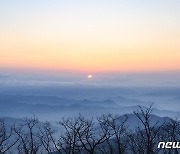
[39,121,55,153]
[39,121,61,154]
[75,115,109,154]
[1,107,180,154]
[57,115,87,154]
[13,116,42,154]
[57,115,109,154]
[0,119,18,154]
[128,130,146,154]
[97,114,128,154]
[160,117,180,154]
[128,105,162,154]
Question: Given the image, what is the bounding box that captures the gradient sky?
[0,0,180,73]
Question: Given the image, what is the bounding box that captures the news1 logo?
[158,142,180,149]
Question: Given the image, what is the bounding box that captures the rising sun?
[88,75,93,79]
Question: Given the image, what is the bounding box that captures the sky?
[0,0,180,74]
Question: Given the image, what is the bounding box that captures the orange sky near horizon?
[0,0,180,73]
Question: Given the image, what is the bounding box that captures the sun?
[88,75,93,79]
